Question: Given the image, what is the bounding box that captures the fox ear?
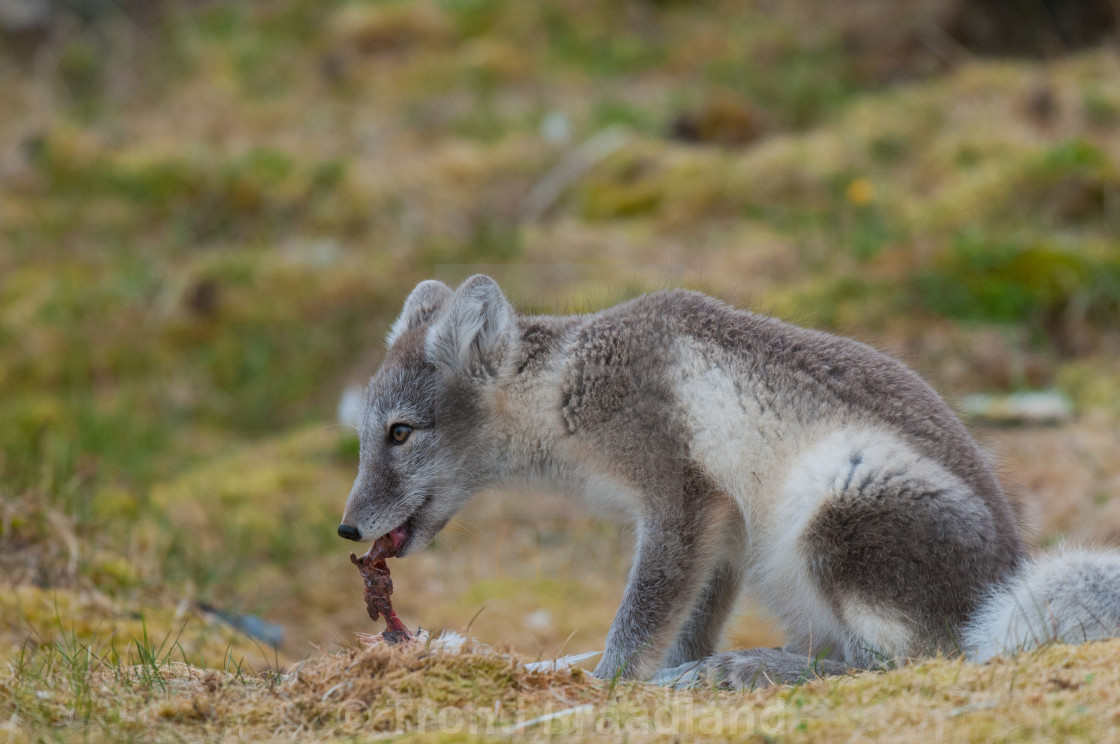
[425,275,515,379]
[387,280,453,347]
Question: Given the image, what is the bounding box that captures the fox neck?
[482,314,592,494]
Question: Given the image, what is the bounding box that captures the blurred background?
[1,0,1119,672]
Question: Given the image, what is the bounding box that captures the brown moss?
[324,2,456,56]
[669,91,772,147]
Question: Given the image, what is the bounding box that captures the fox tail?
[964,547,1120,662]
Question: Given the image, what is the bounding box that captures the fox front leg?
[662,559,743,668]
[593,515,719,680]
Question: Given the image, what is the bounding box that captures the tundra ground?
[2,1,1120,741]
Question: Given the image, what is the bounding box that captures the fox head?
[337,275,517,554]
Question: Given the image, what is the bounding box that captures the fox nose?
[337,524,361,541]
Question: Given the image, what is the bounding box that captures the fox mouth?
[385,522,410,555]
[387,494,431,556]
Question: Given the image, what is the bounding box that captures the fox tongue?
[387,524,409,554]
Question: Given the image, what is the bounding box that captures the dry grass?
[8,631,1120,742]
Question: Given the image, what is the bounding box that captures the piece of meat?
[350,530,414,644]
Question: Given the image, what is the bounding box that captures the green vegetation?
[2,0,1120,741]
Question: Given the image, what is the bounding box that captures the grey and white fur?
[339,276,1120,688]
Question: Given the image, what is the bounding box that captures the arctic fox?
[338,275,1120,687]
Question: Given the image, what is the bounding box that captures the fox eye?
[388,424,412,444]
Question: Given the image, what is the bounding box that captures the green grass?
[916,232,1120,336]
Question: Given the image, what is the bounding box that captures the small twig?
[503,703,594,733]
[913,20,974,71]
[521,126,631,222]
[947,700,999,718]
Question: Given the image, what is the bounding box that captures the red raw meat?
[350,530,413,644]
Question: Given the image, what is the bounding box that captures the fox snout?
[337,524,361,541]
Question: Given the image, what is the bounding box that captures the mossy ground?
[8,629,1120,743]
[2,1,1120,741]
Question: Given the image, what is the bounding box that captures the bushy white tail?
[963,547,1120,662]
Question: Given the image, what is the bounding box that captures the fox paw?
[649,648,847,690]
[703,648,848,689]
